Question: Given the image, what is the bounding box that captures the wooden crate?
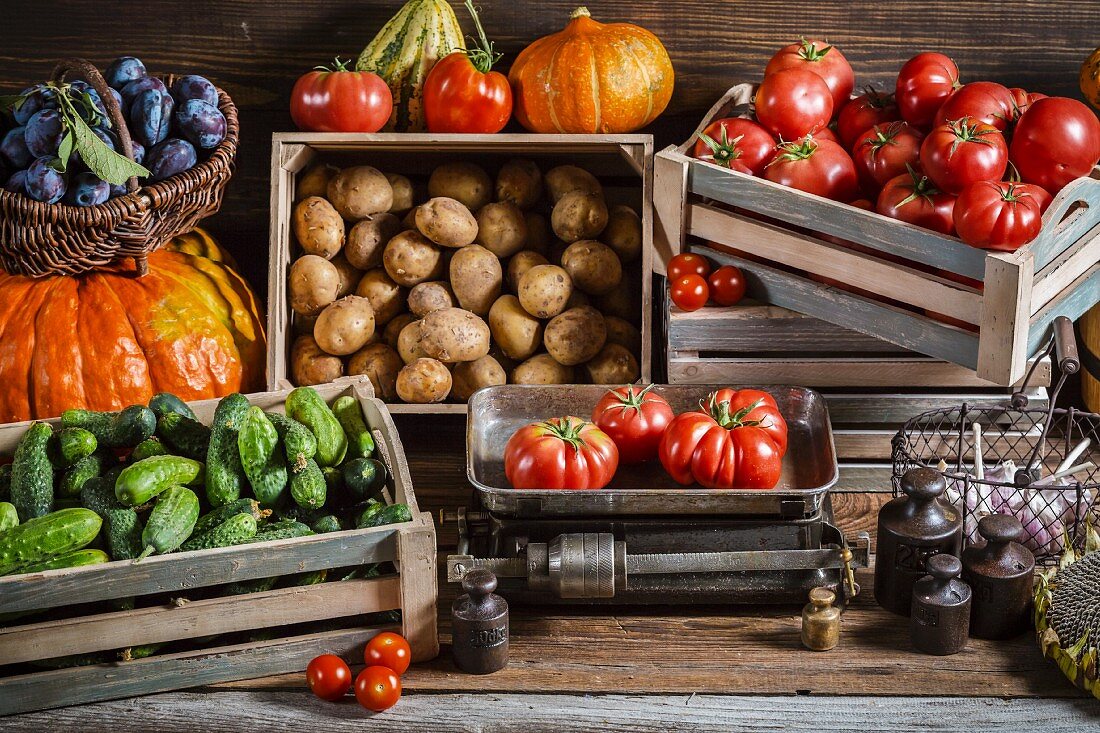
[0,379,438,716]
[654,84,1100,387]
[269,133,655,415]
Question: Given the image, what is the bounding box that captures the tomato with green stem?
[852,121,923,191]
[954,180,1052,251]
[763,137,858,202]
[837,89,899,148]
[919,117,1007,194]
[306,654,352,702]
[934,81,1015,131]
[355,665,401,712]
[670,274,709,312]
[764,38,854,112]
[504,416,619,490]
[423,0,512,133]
[290,58,392,133]
[592,385,674,464]
[895,52,960,128]
[692,117,775,175]
[876,166,957,235]
[365,632,411,675]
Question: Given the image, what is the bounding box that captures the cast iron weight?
[451,568,509,675]
[911,554,971,656]
[961,514,1034,640]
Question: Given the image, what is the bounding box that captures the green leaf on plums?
[57,131,74,172]
[56,92,148,185]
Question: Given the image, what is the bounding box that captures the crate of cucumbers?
[0,378,437,716]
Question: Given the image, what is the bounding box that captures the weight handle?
[1054,315,1081,376]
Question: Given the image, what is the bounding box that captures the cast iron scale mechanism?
[443,385,868,604]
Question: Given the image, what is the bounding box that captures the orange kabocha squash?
[0,238,266,422]
[509,6,674,134]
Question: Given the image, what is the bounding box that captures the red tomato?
[290,59,392,133]
[708,265,747,306]
[592,385,675,464]
[765,38,854,112]
[755,68,834,141]
[670,274,709,312]
[919,118,1008,194]
[1010,96,1100,194]
[954,181,1052,251]
[801,128,839,145]
[763,137,858,202]
[658,389,788,490]
[504,417,618,490]
[365,632,411,675]
[1007,88,1046,120]
[876,168,957,235]
[895,52,960,128]
[837,90,900,148]
[852,121,924,191]
[934,81,1015,131]
[306,654,352,702]
[355,665,401,712]
[692,117,776,174]
[849,198,874,211]
[667,253,712,280]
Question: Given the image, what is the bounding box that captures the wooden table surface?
[3,415,1096,731]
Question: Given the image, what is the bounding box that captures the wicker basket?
[0,58,239,277]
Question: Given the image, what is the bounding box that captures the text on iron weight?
[894,544,943,572]
[469,626,507,649]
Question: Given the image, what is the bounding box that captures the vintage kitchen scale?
[444,385,869,604]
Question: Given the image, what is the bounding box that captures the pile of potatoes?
[287,158,643,404]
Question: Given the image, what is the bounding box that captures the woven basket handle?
[51,58,140,194]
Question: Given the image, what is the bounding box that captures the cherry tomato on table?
[837,89,899,149]
[934,81,1015,131]
[592,385,675,464]
[667,252,712,280]
[852,121,923,192]
[504,417,619,490]
[355,665,402,712]
[1010,96,1100,194]
[895,52,960,128]
[365,631,411,675]
[708,265,747,307]
[954,181,1052,251]
[876,167,957,235]
[764,137,858,202]
[919,117,1008,194]
[670,274,709,312]
[755,68,834,141]
[765,38,854,112]
[692,117,776,174]
[306,654,352,702]
[423,0,511,133]
[290,58,392,133]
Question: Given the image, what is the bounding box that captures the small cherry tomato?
[708,265,747,307]
[355,665,402,712]
[919,117,1008,194]
[592,385,675,464]
[953,181,1052,251]
[306,654,352,702]
[365,632,411,675]
[692,117,776,175]
[667,253,712,281]
[670,274,709,312]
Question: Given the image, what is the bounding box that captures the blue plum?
[64,171,111,206]
[1,127,32,169]
[109,182,128,198]
[4,169,28,194]
[13,85,58,126]
[125,138,146,166]
[175,98,226,150]
[105,57,147,91]
[145,138,196,182]
[170,75,218,106]
[25,158,66,203]
[24,109,64,158]
[120,76,167,109]
[129,88,174,147]
[107,87,124,113]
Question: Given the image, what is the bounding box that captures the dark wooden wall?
[2,0,1097,294]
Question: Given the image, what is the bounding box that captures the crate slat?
[1030,223,1100,308]
[1028,260,1100,356]
[822,389,1047,424]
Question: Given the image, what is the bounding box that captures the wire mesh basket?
[892,316,1100,565]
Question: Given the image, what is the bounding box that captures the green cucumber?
[205,394,250,507]
[354,499,385,529]
[157,412,211,460]
[311,514,342,534]
[238,407,288,507]
[0,508,102,575]
[130,438,168,461]
[359,503,412,529]
[289,458,326,510]
[136,486,200,561]
[79,467,125,516]
[331,396,375,460]
[266,412,318,466]
[48,427,97,468]
[149,392,197,421]
[343,458,387,501]
[104,506,144,562]
[59,452,108,498]
[61,405,156,448]
[192,498,267,538]
[180,512,258,552]
[10,422,54,520]
[17,548,109,573]
[251,519,314,542]
[119,643,163,661]
[285,387,347,467]
[0,501,18,533]
[0,463,11,502]
[115,455,204,507]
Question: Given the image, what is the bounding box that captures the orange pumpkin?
[0,245,266,422]
[509,6,674,134]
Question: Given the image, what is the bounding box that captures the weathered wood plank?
[668,356,1000,388]
[822,388,1047,424]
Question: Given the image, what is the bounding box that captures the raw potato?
[544,165,602,203]
[517,264,573,319]
[428,162,492,211]
[585,343,640,384]
[601,205,642,263]
[552,191,608,243]
[396,358,452,404]
[313,295,376,356]
[384,313,417,350]
[523,212,551,255]
[416,197,478,248]
[495,159,543,210]
[408,281,456,317]
[296,164,338,201]
[506,250,549,293]
[401,206,419,230]
[543,305,607,366]
[355,268,406,325]
[383,230,444,287]
[561,240,622,295]
[450,245,502,316]
[292,334,345,386]
[512,353,574,385]
[289,255,340,316]
[346,213,401,269]
[397,320,428,364]
[489,295,544,361]
[419,307,491,363]
[604,315,642,355]
[348,343,404,401]
[385,173,415,214]
[597,268,639,321]
[476,202,527,257]
[327,166,393,220]
[451,355,507,401]
[293,196,345,259]
[330,253,361,298]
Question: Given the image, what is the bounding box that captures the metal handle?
[1054,315,1080,376]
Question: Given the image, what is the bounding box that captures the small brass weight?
[801,587,841,651]
[451,568,509,674]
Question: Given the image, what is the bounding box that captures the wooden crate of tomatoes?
[654,41,1100,387]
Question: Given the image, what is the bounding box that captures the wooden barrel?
[1082,303,1100,412]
